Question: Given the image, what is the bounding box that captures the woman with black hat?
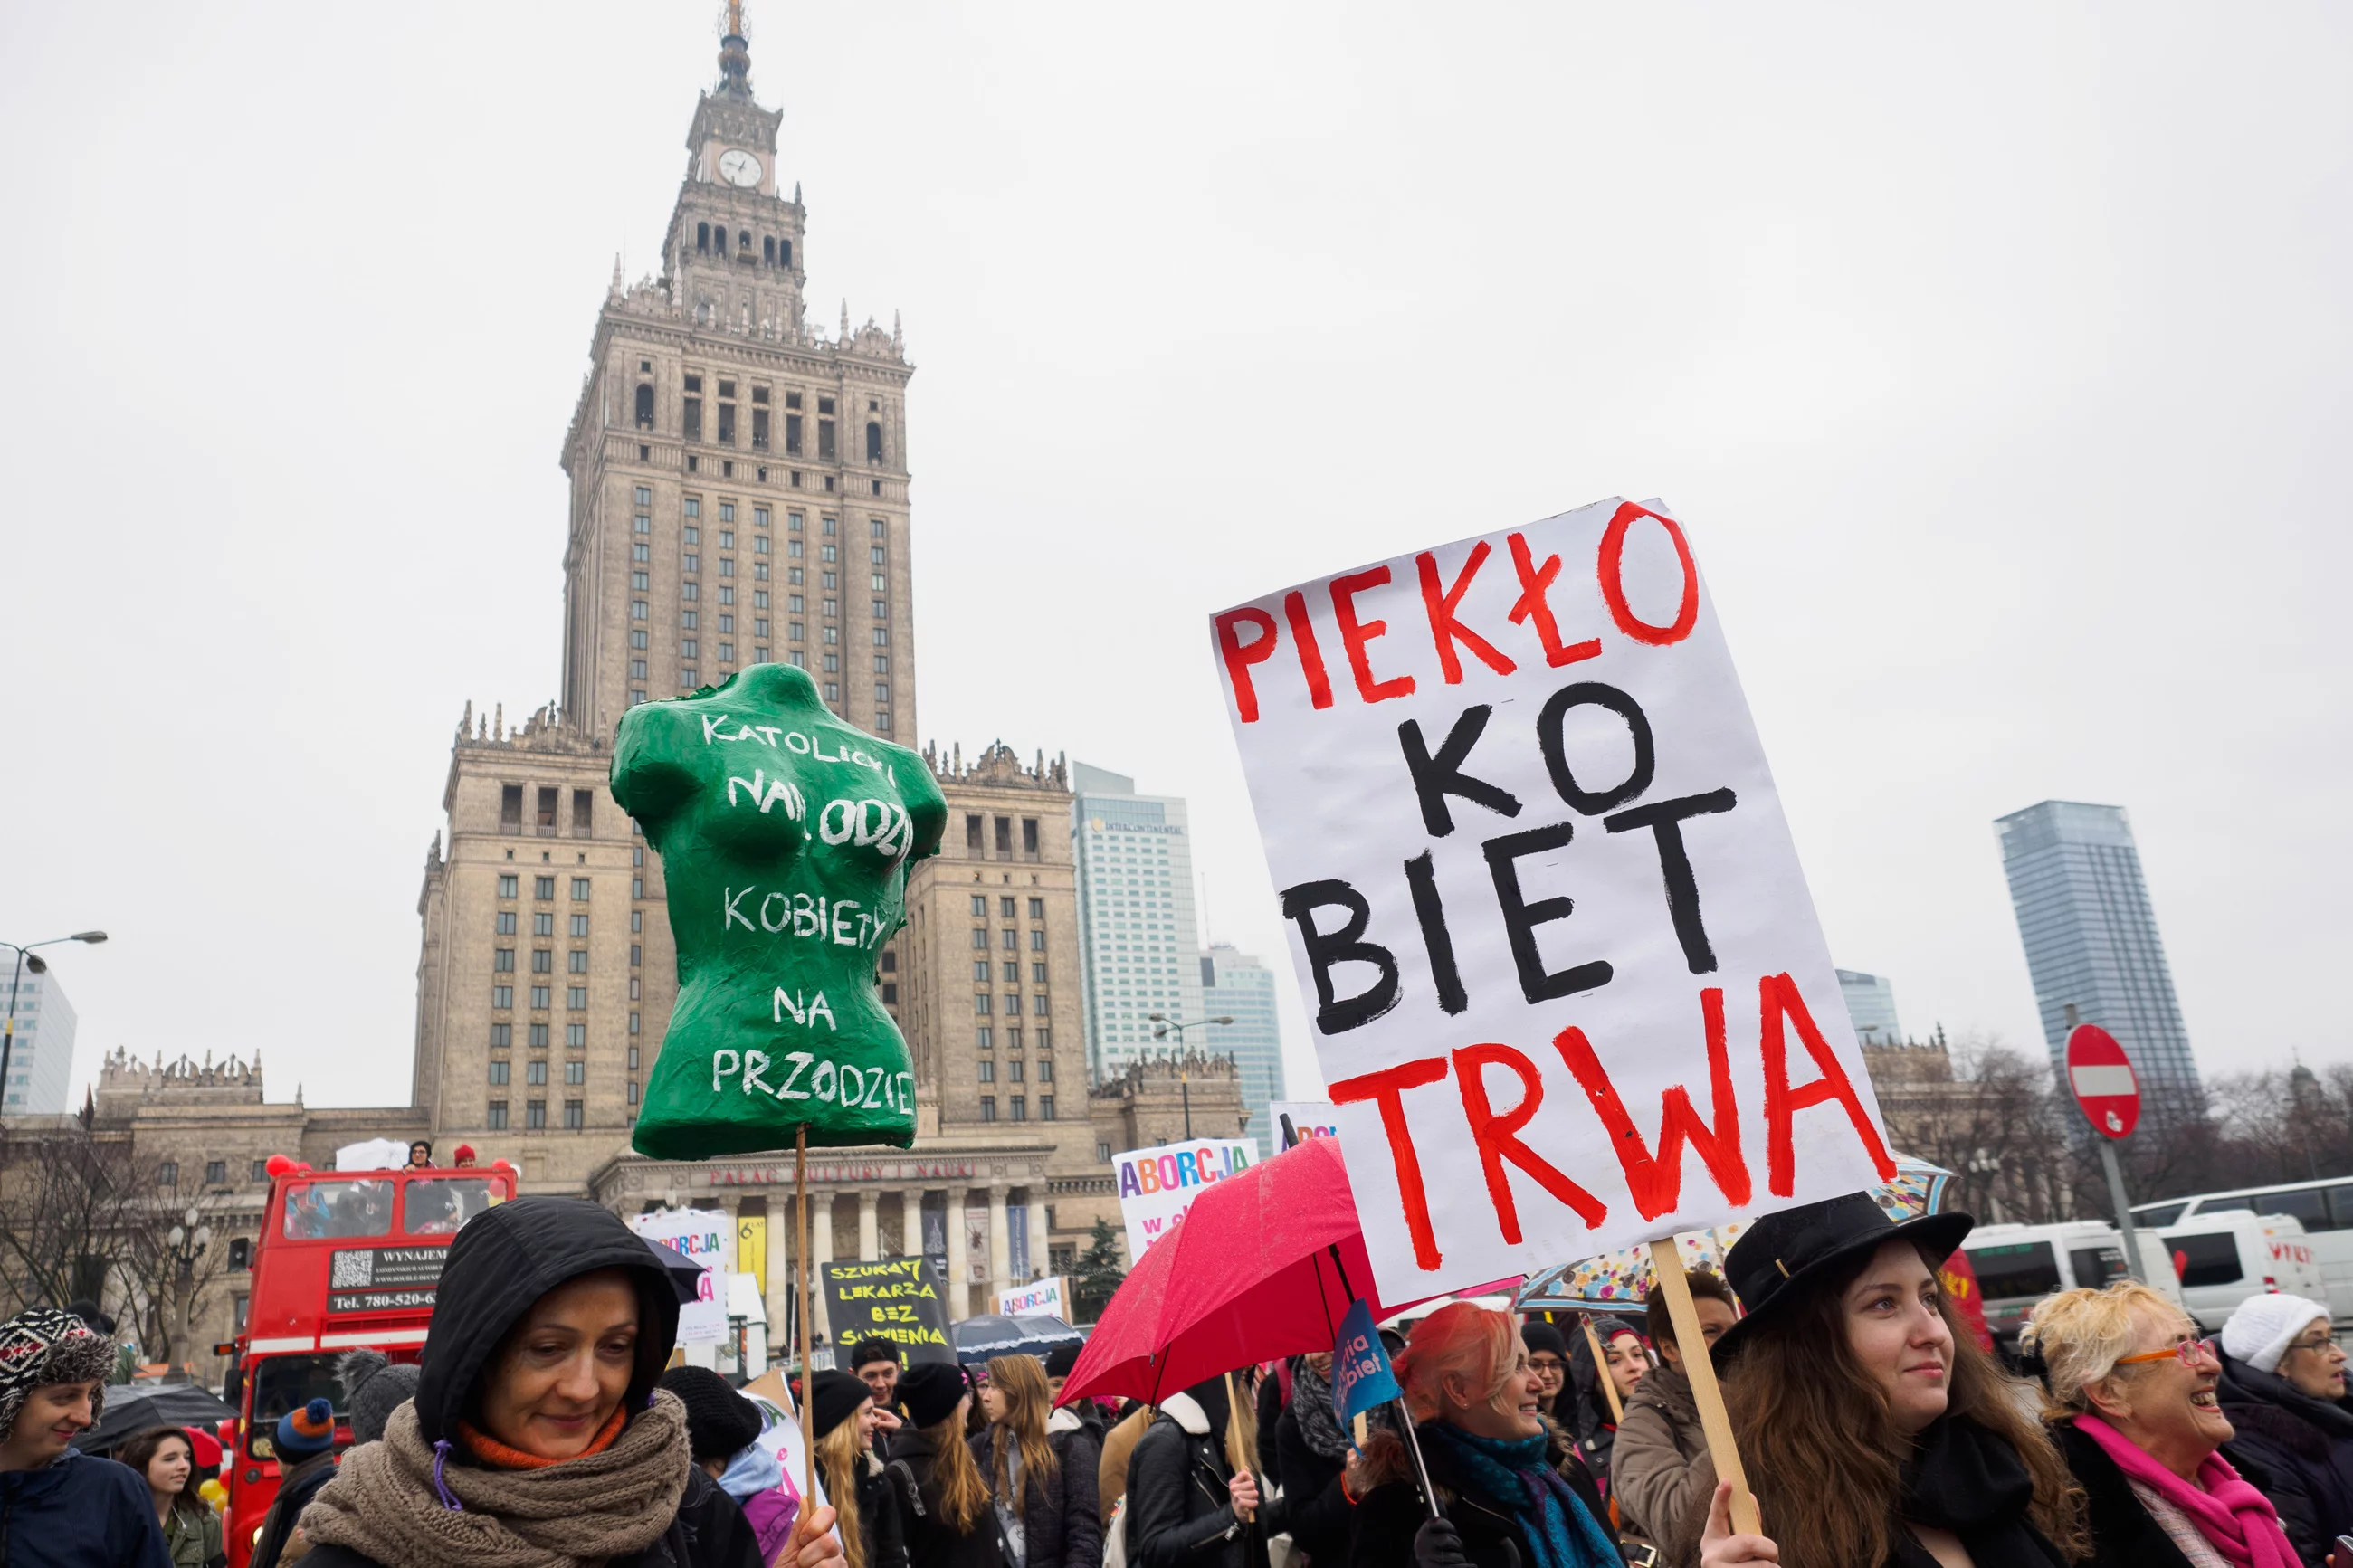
[809,1367,909,1568]
[1677,1192,2087,1568]
[891,1362,1005,1568]
[291,1194,843,1568]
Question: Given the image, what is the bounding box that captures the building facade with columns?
[2,14,1253,1380]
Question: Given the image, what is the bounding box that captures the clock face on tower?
[717,148,762,188]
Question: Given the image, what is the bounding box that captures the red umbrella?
[1060,1135,1472,1404]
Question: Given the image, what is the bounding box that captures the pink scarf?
[2072,1415,2298,1568]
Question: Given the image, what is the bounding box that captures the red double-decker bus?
[216,1158,514,1566]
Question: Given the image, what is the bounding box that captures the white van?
[2146,1211,2330,1331]
[1960,1221,2183,1345]
[2134,1177,2353,1328]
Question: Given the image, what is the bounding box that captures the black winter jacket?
[892,1425,1007,1568]
[1272,1405,1351,1568]
[300,1195,759,1568]
[967,1411,1103,1568]
[1125,1390,1268,1568]
[249,1450,337,1568]
[2217,1353,2353,1568]
[1348,1425,1616,1568]
[857,1454,913,1568]
[2051,1419,2202,1568]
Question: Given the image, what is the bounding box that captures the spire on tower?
[716,1,753,99]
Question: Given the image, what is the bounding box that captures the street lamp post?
[1,931,107,1118]
[165,1204,214,1381]
[1147,1013,1234,1140]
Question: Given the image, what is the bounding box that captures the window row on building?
[974,1025,1050,1050]
[641,375,892,467]
[485,1099,589,1131]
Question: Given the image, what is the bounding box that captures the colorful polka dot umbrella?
[1512,1155,1953,1312]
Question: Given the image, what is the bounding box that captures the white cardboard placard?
[1213,499,1895,1300]
[1111,1137,1258,1260]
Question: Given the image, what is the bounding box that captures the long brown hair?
[985,1355,1059,1501]
[922,1408,992,1536]
[118,1425,205,1517]
[817,1411,872,1568]
[1718,1243,2089,1566]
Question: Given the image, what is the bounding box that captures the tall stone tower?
[413,8,918,1189]
[559,4,917,743]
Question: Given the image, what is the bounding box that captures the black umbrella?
[951,1314,1084,1365]
[644,1237,711,1304]
[72,1383,237,1454]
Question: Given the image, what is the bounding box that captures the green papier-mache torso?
[610,664,946,1158]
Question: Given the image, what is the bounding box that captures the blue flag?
[1330,1297,1402,1424]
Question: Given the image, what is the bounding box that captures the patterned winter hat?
[0,1307,115,1445]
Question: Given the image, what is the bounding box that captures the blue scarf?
[1420,1423,1617,1568]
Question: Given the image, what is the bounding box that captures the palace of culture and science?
[76,10,1242,1370]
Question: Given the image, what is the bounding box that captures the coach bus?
[214,1155,513,1566]
[2132,1174,2353,1328]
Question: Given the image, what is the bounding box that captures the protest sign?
[630,1207,737,1269]
[820,1256,955,1363]
[996,1277,1068,1319]
[1329,1297,1401,1424]
[741,1366,831,1549]
[630,1209,736,1343]
[1270,1100,1339,1143]
[1213,498,1895,1303]
[1112,1137,1257,1259]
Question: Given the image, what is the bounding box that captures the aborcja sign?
[1214,498,1897,1302]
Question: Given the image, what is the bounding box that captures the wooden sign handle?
[1647,1237,1760,1537]
[1579,1316,1626,1423]
[796,1124,815,1521]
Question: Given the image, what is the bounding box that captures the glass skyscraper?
[1201,943,1287,1155]
[1995,800,2199,1093]
[1837,969,1903,1045]
[1072,764,1206,1084]
[2,967,77,1115]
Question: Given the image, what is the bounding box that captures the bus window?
[2069,1246,2129,1288]
[2255,1188,2332,1231]
[2163,1232,2243,1288]
[404,1177,497,1235]
[2329,1185,2353,1229]
[281,1180,393,1240]
[2198,1195,2255,1215]
[247,1352,347,1456]
[1964,1241,2061,1300]
[2133,1202,2190,1228]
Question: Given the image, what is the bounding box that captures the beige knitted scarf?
[300,1390,691,1568]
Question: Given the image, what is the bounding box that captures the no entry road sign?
[2067,1023,2140,1141]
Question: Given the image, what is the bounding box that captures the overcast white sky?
[4,3,2348,1115]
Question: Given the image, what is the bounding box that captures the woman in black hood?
[1561,1316,1646,1501]
[296,1196,842,1568]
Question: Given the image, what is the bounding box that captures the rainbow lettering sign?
[1111,1137,1256,1259]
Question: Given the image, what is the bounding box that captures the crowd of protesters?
[5,1193,2347,1568]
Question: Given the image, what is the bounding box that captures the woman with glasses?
[2023,1282,2300,1568]
[2215,1293,2353,1568]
